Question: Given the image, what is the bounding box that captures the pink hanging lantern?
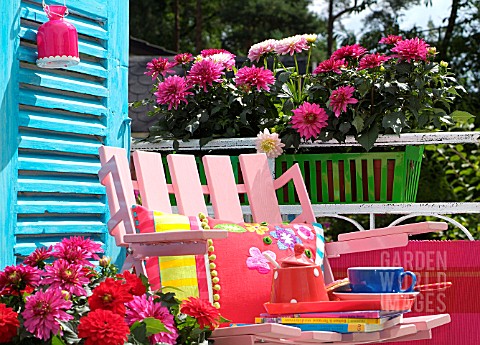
[36,1,80,68]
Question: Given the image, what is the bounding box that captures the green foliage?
[304,42,467,150]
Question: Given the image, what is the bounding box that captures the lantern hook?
[42,0,69,17]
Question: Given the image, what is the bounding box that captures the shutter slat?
[17,197,105,214]
[19,110,106,136]
[16,219,106,235]
[18,177,104,194]
[19,89,107,116]
[20,4,108,40]
[18,156,100,174]
[14,236,106,256]
[19,132,101,155]
[19,68,108,97]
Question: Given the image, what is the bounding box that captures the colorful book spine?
[255,317,386,325]
[285,316,402,334]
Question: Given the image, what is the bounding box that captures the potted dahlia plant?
[135,34,467,155]
[0,236,226,345]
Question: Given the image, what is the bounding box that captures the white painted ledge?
[132,132,480,151]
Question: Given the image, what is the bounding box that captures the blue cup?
[347,267,417,293]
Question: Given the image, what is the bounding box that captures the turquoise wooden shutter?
[0,0,129,268]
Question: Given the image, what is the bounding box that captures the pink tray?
[264,298,415,315]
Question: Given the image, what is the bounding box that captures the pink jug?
[36,3,79,68]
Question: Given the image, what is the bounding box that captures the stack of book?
[254,310,405,333]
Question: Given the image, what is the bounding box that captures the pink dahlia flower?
[235,66,275,92]
[187,59,224,91]
[22,288,73,340]
[358,53,391,70]
[53,236,103,266]
[255,129,285,158]
[275,35,309,56]
[174,53,193,65]
[313,58,346,74]
[23,246,53,267]
[145,57,176,80]
[126,295,178,345]
[391,37,429,62]
[331,44,367,60]
[379,35,403,45]
[0,264,41,295]
[42,259,89,296]
[329,86,358,118]
[155,75,193,110]
[204,52,236,70]
[291,102,329,140]
[248,39,277,62]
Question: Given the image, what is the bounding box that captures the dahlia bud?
[428,47,437,55]
[303,34,317,43]
[99,256,111,267]
[440,61,448,68]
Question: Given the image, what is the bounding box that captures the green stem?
[294,54,302,101]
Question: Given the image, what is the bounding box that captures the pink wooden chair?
[98,146,450,345]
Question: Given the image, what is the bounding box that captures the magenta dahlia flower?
[126,295,178,345]
[154,75,193,110]
[275,35,309,56]
[187,59,224,91]
[329,86,358,118]
[145,57,176,80]
[291,102,329,140]
[42,259,89,296]
[23,246,53,267]
[22,288,73,340]
[331,44,367,60]
[358,53,391,70]
[53,236,103,266]
[313,58,347,75]
[174,53,193,65]
[391,37,429,62]
[235,66,275,92]
[248,39,277,62]
[379,35,403,45]
[0,264,41,295]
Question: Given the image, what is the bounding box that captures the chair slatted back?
[132,151,173,213]
[167,154,209,216]
[202,155,244,223]
[239,154,283,223]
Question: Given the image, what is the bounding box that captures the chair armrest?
[273,163,315,223]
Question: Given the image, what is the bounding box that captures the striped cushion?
[131,205,209,301]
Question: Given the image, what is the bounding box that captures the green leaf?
[339,122,351,134]
[199,136,213,147]
[131,322,148,344]
[277,71,292,83]
[351,116,364,132]
[451,110,475,124]
[52,335,66,345]
[382,112,406,135]
[143,317,172,336]
[357,125,379,151]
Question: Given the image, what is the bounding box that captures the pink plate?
[333,292,419,301]
[264,298,415,315]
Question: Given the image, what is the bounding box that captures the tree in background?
[130,0,324,55]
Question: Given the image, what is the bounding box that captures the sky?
[309,0,452,35]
